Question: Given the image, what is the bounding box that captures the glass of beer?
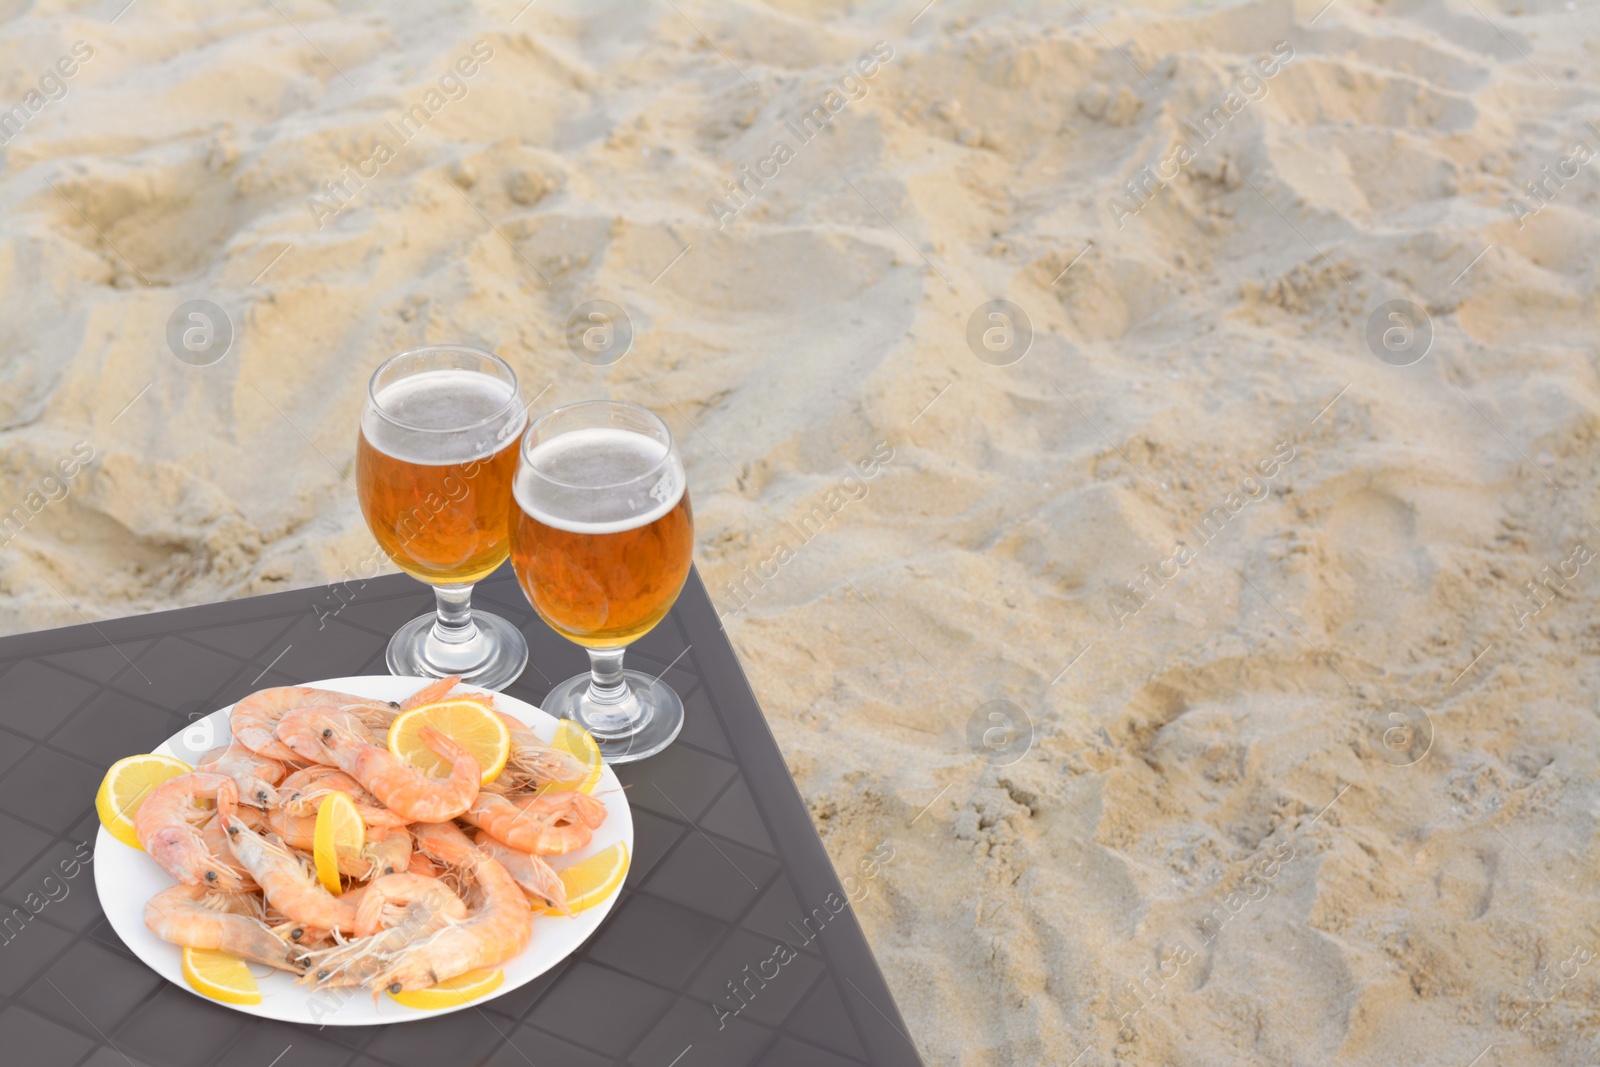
[356,345,529,689]
[510,400,694,762]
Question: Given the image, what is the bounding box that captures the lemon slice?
[388,967,504,1009]
[388,699,511,785]
[549,842,629,916]
[182,947,262,1005]
[313,791,365,895]
[96,754,192,850]
[541,720,603,795]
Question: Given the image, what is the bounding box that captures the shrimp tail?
[412,820,480,868]
[418,726,469,766]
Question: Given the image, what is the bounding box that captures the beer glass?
[510,401,694,762]
[356,345,529,689]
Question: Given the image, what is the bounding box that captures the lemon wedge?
[96,754,192,850]
[388,967,504,1009]
[387,698,511,785]
[549,842,629,916]
[313,791,365,895]
[182,947,262,1005]
[541,720,603,795]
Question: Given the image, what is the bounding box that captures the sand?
[4,0,1600,1062]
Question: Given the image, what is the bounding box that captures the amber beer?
[357,368,525,585]
[510,427,694,647]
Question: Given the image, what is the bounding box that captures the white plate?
[94,676,633,1026]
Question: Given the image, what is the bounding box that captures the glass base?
[542,668,684,764]
[384,609,529,692]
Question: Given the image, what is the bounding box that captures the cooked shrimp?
[278,766,343,814]
[280,766,411,828]
[263,807,408,881]
[273,922,338,953]
[408,851,444,879]
[258,894,354,949]
[472,831,568,914]
[300,906,458,988]
[233,688,361,761]
[201,813,256,891]
[265,806,317,851]
[234,675,469,760]
[302,821,478,989]
[538,790,607,828]
[266,919,330,949]
[337,821,531,993]
[352,873,468,938]
[217,792,361,934]
[463,790,606,856]
[457,793,531,851]
[493,711,590,786]
[145,884,309,973]
[274,705,376,766]
[241,678,427,751]
[363,826,414,879]
[135,773,245,890]
[197,740,286,807]
[434,688,586,789]
[348,675,476,735]
[278,709,480,823]
[410,819,477,866]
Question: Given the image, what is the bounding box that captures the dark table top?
[0,564,923,1067]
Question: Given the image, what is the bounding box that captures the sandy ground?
[4,0,1600,1062]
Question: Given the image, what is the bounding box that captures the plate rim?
[93,675,633,1026]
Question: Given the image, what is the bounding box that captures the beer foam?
[513,427,685,534]
[362,369,524,465]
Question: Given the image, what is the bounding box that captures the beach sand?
[4,0,1600,1062]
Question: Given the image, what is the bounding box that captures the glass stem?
[431,583,481,650]
[585,646,630,708]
